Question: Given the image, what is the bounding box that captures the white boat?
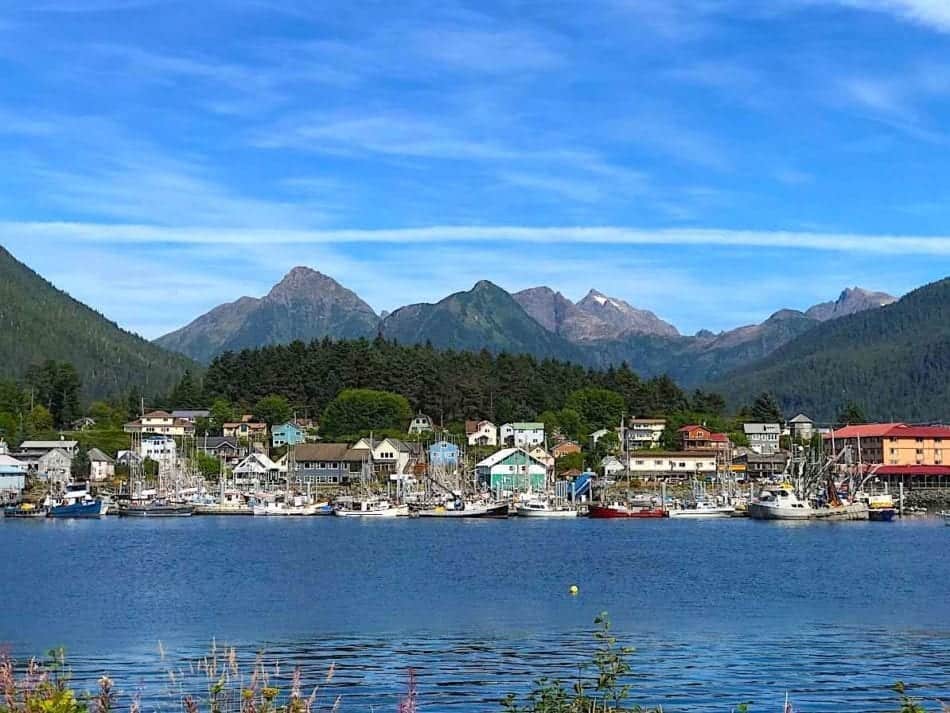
[334,497,409,517]
[667,500,735,519]
[941,511,950,526]
[748,485,868,521]
[252,494,329,516]
[192,490,253,515]
[515,497,577,518]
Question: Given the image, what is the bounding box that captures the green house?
[475,448,547,493]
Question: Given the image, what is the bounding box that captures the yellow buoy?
[569,585,579,596]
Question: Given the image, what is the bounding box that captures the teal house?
[475,448,547,493]
[272,422,306,449]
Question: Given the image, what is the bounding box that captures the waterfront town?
[2,403,948,520]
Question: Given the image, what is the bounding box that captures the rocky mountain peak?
[575,289,680,338]
[805,286,897,322]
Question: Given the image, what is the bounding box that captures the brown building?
[552,441,582,458]
[677,424,730,453]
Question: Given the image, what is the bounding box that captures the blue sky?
[1,0,950,338]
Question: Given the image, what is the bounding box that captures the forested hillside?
[203,337,701,425]
[0,245,197,400]
[711,277,950,421]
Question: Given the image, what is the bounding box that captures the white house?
[600,455,625,477]
[233,452,284,485]
[625,419,666,450]
[124,410,194,437]
[351,437,414,478]
[499,422,545,448]
[408,414,434,434]
[626,451,717,479]
[88,448,115,482]
[743,423,781,454]
[140,435,177,477]
[466,420,497,447]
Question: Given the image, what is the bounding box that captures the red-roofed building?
[868,464,950,489]
[677,425,730,453]
[826,423,950,468]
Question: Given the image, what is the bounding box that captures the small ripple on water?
[51,627,950,713]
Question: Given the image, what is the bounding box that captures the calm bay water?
[1,516,948,711]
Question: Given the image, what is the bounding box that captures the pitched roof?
[743,423,781,434]
[465,419,493,434]
[87,448,114,463]
[20,440,78,449]
[143,410,173,419]
[677,425,728,441]
[476,448,544,468]
[508,422,543,430]
[789,414,813,423]
[295,443,351,461]
[196,436,239,450]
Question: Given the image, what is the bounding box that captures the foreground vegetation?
[0,616,943,713]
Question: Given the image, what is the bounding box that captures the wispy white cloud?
[831,0,950,32]
[4,221,950,255]
[411,28,563,74]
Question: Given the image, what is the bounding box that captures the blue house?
[428,441,460,470]
[272,422,306,449]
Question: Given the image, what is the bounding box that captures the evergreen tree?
[749,392,783,423]
[72,444,91,481]
[835,402,867,427]
[169,370,203,408]
[254,395,292,428]
[127,386,143,421]
[25,361,81,428]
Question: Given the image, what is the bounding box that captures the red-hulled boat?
[588,504,668,519]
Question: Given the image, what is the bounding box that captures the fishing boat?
[667,500,735,519]
[334,496,409,517]
[588,503,668,519]
[251,493,330,516]
[3,502,47,518]
[418,497,509,518]
[747,484,868,521]
[860,493,897,522]
[48,482,108,518]
[667,479,734,519]
[119,499,195,517]
[192,490,253,515]
[515,497,577,518]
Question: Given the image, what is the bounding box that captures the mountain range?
[156,267,379,363]
[0,246,195,400]
[2,242,946,421]
[710,278,949,421]
[154,266,900,388]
